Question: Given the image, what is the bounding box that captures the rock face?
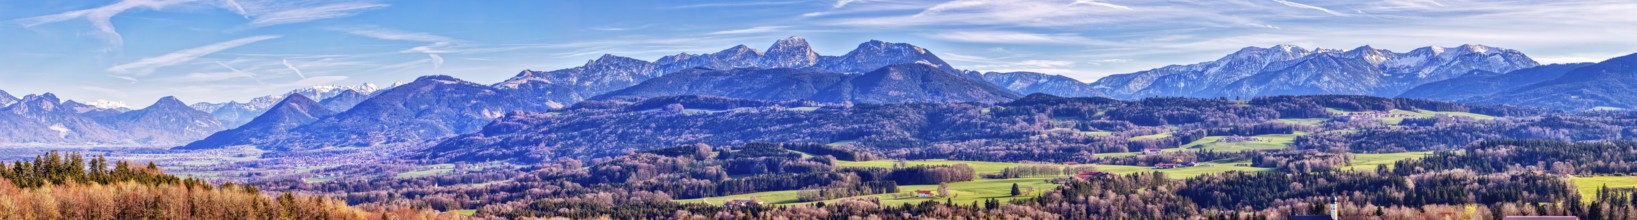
[1463,53,1637,110]
[494,37,965,106]
[0,93,224,146]
[1090,44,1538,99]
[181,75,558,150]
[979,72,1102,97]
[595,63,1020,103]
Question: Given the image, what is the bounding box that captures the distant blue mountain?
[1091,44,1539,99]
[595,63,1020,103]
[1464,53,1637,110]
[1400,63,1592,101]
[495,37,966,106]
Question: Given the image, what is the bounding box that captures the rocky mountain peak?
[761,36,819,68]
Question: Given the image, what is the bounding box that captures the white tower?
[1329,196,1340,219]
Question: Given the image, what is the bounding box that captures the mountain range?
[180,38,1006,150]
[9,37,1637,150]
[179,75,560,150]
[493,37,964,106]
[189,83,384,128]
[1457,53,1637,110]
[594,63,1019,103]
[1090,44,1538,99]
[0,92,221,146]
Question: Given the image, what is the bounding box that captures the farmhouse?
[914,190,935,198]
[1141,148,1164,154]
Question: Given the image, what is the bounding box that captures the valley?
[5,35,1637,219]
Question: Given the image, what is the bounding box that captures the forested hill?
[0,152,454,219]
[423,94,1546,163]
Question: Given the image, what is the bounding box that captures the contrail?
[215,61,264,84]
[282,59,306,79]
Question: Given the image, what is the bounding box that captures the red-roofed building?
[914,190,935,197]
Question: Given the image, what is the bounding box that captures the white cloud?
[107,35,281,76]
[14,0,191,47]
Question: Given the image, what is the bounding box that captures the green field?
[1179,133,1301,152]
[1572,176,1637,202]
[676,177,1062,206]
[1098,133,1302,158]
[1129,132,1173,140]
[1081,131,1113,137]
[835,159,1048,174]
[395,164,456,179]
[1341,152,1432,171]
[1275,118,1328,126]
[680,160,1273,206]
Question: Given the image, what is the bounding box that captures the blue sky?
[2,0,1635,107]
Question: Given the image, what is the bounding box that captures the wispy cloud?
[338,26,456,69]
[928,30,1112,45]
[833,0,859,8]
[107,35,281,76]
[239,1,388,28]
[339,26,454,42]
[709,26,790,35]
[281,59,306,79]
[672,1,808,9]
[14,0,191,47]
[223,0,251,19]
[589,24,653,31]
[1272,0,1345,16]
[1070,0,1132,10]
[213,61,264,84]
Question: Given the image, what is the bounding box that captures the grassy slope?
[1098,132,1303,158]
[678,160,1271,206]
[1571,176,1637,202]
[1341,152,1432,171]
[395,164,456,179]
[1275,118,1328,126]
[1129,132,1173,140]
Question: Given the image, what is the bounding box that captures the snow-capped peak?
[81,100,130,109]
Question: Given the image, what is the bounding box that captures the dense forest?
[480,140,1637,219]
[424,94,1553,164]
[248,138,1637,219]
[21,94,1627,219]
[0,152,455,219]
